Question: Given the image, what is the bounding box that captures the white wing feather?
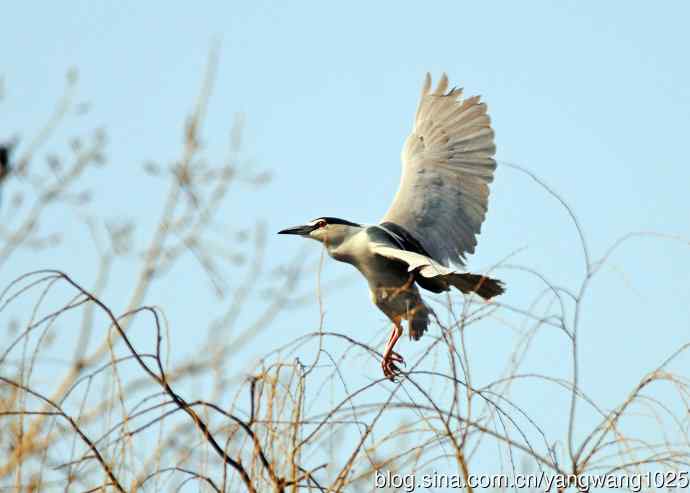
[371,244,453,278]
[382,73,497,266]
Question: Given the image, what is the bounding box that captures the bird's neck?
[324,225,366,264]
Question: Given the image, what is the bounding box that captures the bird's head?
[278,217,362,249]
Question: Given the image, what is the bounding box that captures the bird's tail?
[407,300,431,341]
[450,273,505,300]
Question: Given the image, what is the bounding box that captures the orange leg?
[381,317,405,380]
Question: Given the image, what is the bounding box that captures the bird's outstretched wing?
[382,73,496,267]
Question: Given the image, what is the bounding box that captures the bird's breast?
[327,232,410,290]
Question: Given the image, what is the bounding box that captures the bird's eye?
[317,220,327,228]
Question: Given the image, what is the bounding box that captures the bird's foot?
[381,351,406,381]
[389,351,405,365]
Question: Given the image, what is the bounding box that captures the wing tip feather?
[422,73,432,96]
[434,73,449,96]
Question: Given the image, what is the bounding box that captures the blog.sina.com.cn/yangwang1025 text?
[374,469,690,492]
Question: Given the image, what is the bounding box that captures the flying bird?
[279,73,504,380]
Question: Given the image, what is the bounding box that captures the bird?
[278,73,504,380]
[0,144,9,183]
[0,143,12,207]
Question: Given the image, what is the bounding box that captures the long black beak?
[277,224,315,236]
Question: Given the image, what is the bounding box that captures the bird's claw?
[388,351,406,366]
[381,352,406,381]
[382,360,400,381]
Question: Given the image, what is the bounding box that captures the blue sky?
[3,0,690,486]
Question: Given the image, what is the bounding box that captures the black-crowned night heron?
[279,73,504,380]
